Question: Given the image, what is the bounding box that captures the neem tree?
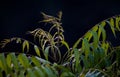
[0,12,120,77]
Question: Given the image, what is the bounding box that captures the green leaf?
[18,54,30,69]
[27,68,36,77]
[81,55,89,68]
[60,72,75,77]
[34,45,41,57]
[31,56,41,67]
[94,49,100,64]
[61,40,70,50]
[116,17,120,31]
[10,53,19,70]
[74,48,80,68]
[0,53,9,74]
[99,25,106,42]
[92,25,98,31]
[72,38,82,54]
[34,67,46,77]
[43,66,56,77]
[22,40,29,52]
[0,69,2,77]
[90,30,98,49]
[82,38,90,58]
[107,18,116,37]
[44,46,50,60]
[16,38,22,43]
[84,32,92,42]
[101,42,109,55]
[18,71,25,77]
[6,54,12,68]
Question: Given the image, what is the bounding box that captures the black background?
[0,0,120,47]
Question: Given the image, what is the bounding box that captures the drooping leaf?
[99,25,106,42]
[115,16,120,31]
[60,72,75,77]
[16,38,22,43]
[18,71,25,77]
[34,45,41,57]
[27,68,36,77]
[43,66,56,77]
[22,40,29,52]
[107,18,116,37]
[92,25,98,31]
[61,40,70,51]
[74,48,80,69]
[10,53,19,70]
[82,38,90,58]
[6,54,12,68]
[44,46,50,60]
[31,56,41,67]
[18,54,30,69]
[34,67,46,77]
[72,38,82,54]
[90,30,99,49]
[0,53,9,74]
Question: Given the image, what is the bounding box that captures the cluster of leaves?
[0,12,120,77]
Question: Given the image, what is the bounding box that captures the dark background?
[0,0,120,48]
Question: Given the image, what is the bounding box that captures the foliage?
[0,12,120,77]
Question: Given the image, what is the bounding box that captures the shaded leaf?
[44,46,50,60]
[61,40,70,50]
[18,54,30,68]
[31,56,41,67]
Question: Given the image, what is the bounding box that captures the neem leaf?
[116,16,120,31]
[44,46,50,60]
[99,25,106,42]
[82,38,90,58]
[22,40,29,52]
[74,48,80,68]
[27,68,36,77]
[34,67,46,77]
[107,18,116,37]
[34,45,41,57]
[31,56,41,67]
[18,54,30,69]
[90,30,99,49]
[61,40,70,51]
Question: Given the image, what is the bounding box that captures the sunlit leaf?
[107,18,116,37]
[34,45,41,57]
[82,38,90,58]
[115,17,120,31]
[22,40,29,52]
[99,25,106,42]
